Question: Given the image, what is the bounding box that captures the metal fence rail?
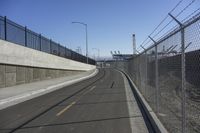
[0,16,95,65]
[116,12,200,133]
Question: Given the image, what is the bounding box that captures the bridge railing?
[0,16,95,65]
[115,12,200,133]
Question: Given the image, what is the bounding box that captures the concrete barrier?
[118,69,168,133]
[0,40,95,71]
[0,40,96,88]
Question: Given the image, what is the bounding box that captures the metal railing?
[0,16,96,65]
[116,12,200,133]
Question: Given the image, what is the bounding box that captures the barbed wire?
[152,19,174,39]
[152,0,196,40]
[137,0,197,53]
[139,0,184,47]
[181,7,200,23]
[149,0,183,37]
[175,0,196,18]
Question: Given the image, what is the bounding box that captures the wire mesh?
[26,29,40,50]
[157,31,182,133]
[41,36,50,53]
[59,45,66,57]
[184,16,200,133]
[138,53,147,97]
[146,47,156,111]
[115,11,200,133]
[65,48,72,59]
[50,41,59,55]
[7,19,25,46]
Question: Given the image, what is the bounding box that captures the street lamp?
[92,48,100,60]
[72,22,88,64]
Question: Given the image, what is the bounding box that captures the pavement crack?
[110,81,115,88]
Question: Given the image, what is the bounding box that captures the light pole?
[92,48,100,60]
[72,22,88,64]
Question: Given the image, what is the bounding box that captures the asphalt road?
[0,68,146,133]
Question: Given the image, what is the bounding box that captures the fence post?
[149,36,159,114]
[145,51,147,98]
[169,13,186,133]
[140,45,147,97]
[50,39,52,54]
[4,16,7,40]
[25,26,27,47]
[58,43,60,56]
[64,46,66,58]
[39,34,42,51]
[70,50,72,60]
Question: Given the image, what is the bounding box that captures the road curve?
[0,68,147,133]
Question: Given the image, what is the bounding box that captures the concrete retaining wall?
[0,64,84,88]
[0,39,96,88]
[0,40,95,71]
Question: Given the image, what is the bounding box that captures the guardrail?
[0,16,95,65]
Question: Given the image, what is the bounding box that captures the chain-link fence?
[115,13,200,133]
[0,16,95,65]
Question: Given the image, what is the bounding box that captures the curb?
[117,69,168,133]
[0,69,98,110]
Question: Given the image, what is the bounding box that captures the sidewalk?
[0,69,98,110]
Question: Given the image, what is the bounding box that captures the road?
[0,68,148,133]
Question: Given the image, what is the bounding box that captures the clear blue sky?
[0,0,199,58]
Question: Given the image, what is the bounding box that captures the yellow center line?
[56,101,76,116]
[56,86,96,117]
[82,85,96,95]
[90,86,96,91]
